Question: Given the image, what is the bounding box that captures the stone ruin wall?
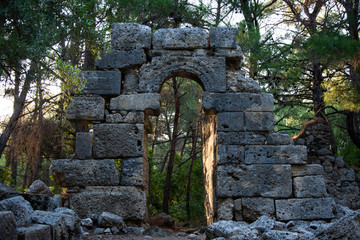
[51,23,336,225]
[294,118,360,210]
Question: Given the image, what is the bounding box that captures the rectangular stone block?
[217,198,234,220]
[203,92,274,112]
[75,132,92,159]
[292,164,324,177]
[111,23,151,50]
[217,112,244,132]
[93,124,144,158]
[244,145,307,164]
[106,112,144,124]
[66,96,105,122]
[81,71,121,96]
[110,93,160,111]
[266,133,292,145]
[120,157,144,187]
[293,176,328,198]
[0,211,17,240]
[242,198,275,221]
[245,112,274,131]
[234,198,242,221]
[217,164,292,198]
[153,28,208,49]
[217,145,244,165]
[123,69,139,94]
[217,132,267,145]
[50,159,119,187]
[16,224,51,240]
[69,186,146,221]
[95,49,146,69]
[275,198,335,221]
[210,27,238,49]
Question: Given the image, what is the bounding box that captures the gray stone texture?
[66,96,105,122]
[69,186,146,221]
[111,23,151,50]
[226,71,261,93]
[120,157,144,186]
[205,220,259,239]
[26,180,54,197]
[242,198,275,221]
[153,28,208,49]
[339,168,355,181]
[217,145,244,165]
[139,56,226,93]
[81,71,121,95]
[217,132,267,145]
[234,199,242,221]
[217,112,244,132]
[93,124,144,158]
[32,210,69,240]
[293,176,328,198]
[217,164,292,198]
[0,211,17,240]
[245,112,274,131]
[51,159,119,187]
[0,183,21,200]
[106,112,144,123]
[203,92,274,112]
[275,198,335,221]
[217,198,234,220]
[75,132,92,160]
[123,69,139,94]
[244,145,307,164]
[98,212,126,229]
[210,27,238,49]
[266,133,292,145]
[0,196,34,226]
[110,93,161,111]
[16,224,51,240]
[291,164,324,177]
[96,49,146,69]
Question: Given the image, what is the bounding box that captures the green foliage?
[0,166,11,185]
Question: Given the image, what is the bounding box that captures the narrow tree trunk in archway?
[162,77,180,214]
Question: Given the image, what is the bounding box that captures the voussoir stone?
[275,198,335,221]
[111,23,151,50]
[69,186,146,221]
[153,27,208,49]
[217,164,292,198]
[110,93,161,111]
[209,27,238,49]
[96,49,146,69]
[93,124,144,158]
[66,96,105,122]
[51,159,119,187]
[203,92,274,112]
[81,71,121,96]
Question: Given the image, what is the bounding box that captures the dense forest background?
[0,0,359,224]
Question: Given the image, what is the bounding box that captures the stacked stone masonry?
[52,22,335,224]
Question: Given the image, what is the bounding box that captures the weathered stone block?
[203,92,274,112]
[75,132,92,159]
[106,112,144,123]
[81,71,121,96]
[245,112,274,131]
[16,224,51,240]
[339,168,356,181]
[66,96,105,122]
[111,23,151,50]
[266,133,291,145]
[139,56,226,93]
[217,145,244,165]
[217,198,234,220]
[209,27,238,49]
[234,199,242,221]
[153,28,208,49]
[217,132,267,145]
[123,69,139,94]
[217,164,292,198]
[0,211,17,240]
[242,198,275,221]
[95,49,146,69]
[293,176,328,198]
[291,164,324,177]
[69,186,146,221]
[51,159,119,187]
[275,198,335,221]
[217,112,244,132]
[32,211,68,240]
[93,124,144,158]
[98,212,125,229]
[244,145,307,164]
[110,93,161,111]
[120,157,144,186]
[0,196,34,227]
[226,71,261,93]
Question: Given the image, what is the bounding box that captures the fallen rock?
[250,216,286,232]
[147,212,175,227]
[32,210,68,240]
[26,180,54,197]
[16,224,51,240]
[0,211,17,240]
[81,218,93,228]
[0,183,21,200]
[206,220,258,239]
[0,196,34,226]
[144,226,172,237]
[98,212,126,230]
[125,226,144,235]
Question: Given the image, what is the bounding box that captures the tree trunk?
[186,125,198,220]
[162,77,180,214]
[312,61,325,117]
